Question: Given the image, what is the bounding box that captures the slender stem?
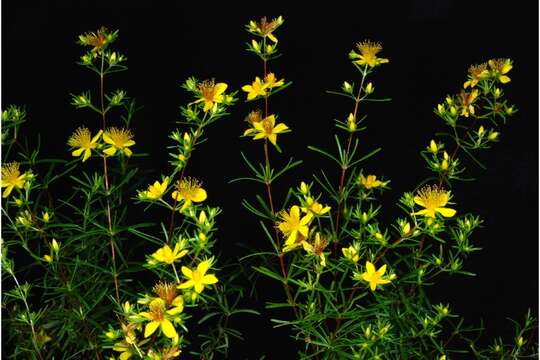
[333,65,368,251]
[7,269,43,360]
[99,52,120,302]
[171,263,180,283]
[260,53,298,316]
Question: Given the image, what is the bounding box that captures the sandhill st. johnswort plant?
[1,19,537,360]
[234,16,537,359]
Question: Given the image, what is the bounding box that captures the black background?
[3,0,538,358]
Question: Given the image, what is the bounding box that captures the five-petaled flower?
[1,162,29,198]
[301,196,331,216]
[242,77,268,100]
[194,80,228,112]
[103,127,135,157]
[463,63,489,89]
[178,259,218,294]
[243,114,289,146]
[139,298,178,338]
[277,205,313,252]
[140,177,169,200]
[68,127,103,162]
[360,174,384,189]
[359,261,392,291]
[458,90,479,117]
[349,40,389,68]
[342,244,360,264]
[149,243,187,265]
[171,177,207,210]
[247,16,284,43]
[488,58,512,84]
[412,185,456,218]
[302,233,328,267]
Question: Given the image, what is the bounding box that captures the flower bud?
[300,181,309,195]
[251,39,261,52]
[365,82,374,95]
[488,131,499,141]
[342,81,353,93]
[51,238,60,254]
[429,140,438,153]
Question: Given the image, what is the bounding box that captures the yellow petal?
[82,149,92,162]
[365,261,375,274]
[181,266,193,278]
[273,123,289,134]
[103,147,117,156]
[91,129,103,143]
[268,134,277,145]
[123,147,133,157]
[194,282,204,293]
[267,32,278,43]
[214,83,228,96]
[377,264,387,276]
[144,321,160,338]
[436,207,456,218]
[102,133,114,145]
[178,279,195,289]
[413,196,425,207]
[370,281,377,291]
[171,190,182,201]
[499,75,511,84]
[191,188,207,202]
[160,319,177,338]
[197,260,210,275]
[290,206,300,219]
[298,225,309,238]
[3,185,14,198]
[72,148,85,157]
[202,274,218,285]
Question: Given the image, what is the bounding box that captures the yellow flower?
[247,16,284,43]
[412,185,456,218]
[139,298,178,338]
[360,261,392,291]
[178,259,218,294]
[302,196,331,216]
[264,73,285,89]
[68,127,103,162]
[140,177,169,200]
[277,205,312,251]
[193,80,228,112]
[360,174,384,189]
[342,244,360,264]
[103,127,135,157]
[171,178,207,210]
[1,162,28,198]
[349,40,389,67]
[463,63,489,89]
[458,90,479,117]
[488,58,512,84]
[242,77,267,100]
[43,255,53,263]
[302,233,328,267]
[150,243,187,265]
[243,114,289,146]
[78,26,112,53]
[152,282,184,315]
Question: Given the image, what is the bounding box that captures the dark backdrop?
[3,0,538,358]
